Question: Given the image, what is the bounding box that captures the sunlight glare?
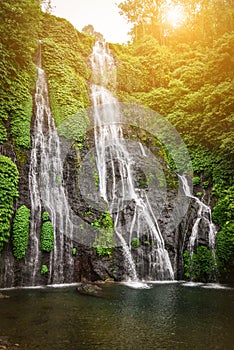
[165,5,185,28]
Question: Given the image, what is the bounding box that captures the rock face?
[0,128,214,287]
[63,134,212,283]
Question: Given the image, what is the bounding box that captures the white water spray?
[178,174,217,252]
[90,41,174,281]
[27,62,74,285]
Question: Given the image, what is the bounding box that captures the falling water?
[178,174,217,252]
[178,174,217,280]
[90,41,174,281]
[26,53,74,285]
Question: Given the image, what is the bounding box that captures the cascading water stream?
[25,46,74,285]
[178,174,217,252]
[90,41,174,281]
[178,174,217,280]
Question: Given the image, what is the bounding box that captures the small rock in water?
[76,283,103,297]
[0,293,9,299]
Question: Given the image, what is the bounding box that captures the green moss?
[0,156,19,252]
[12,205,30,259]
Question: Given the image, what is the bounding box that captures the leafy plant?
[42,211,50,222]
[72,247,77,256]
[183,246,214,282]
[40,212,54,252]
[41,264,49,275]
[92,212,115,257]
[196,192,203,197]
[131,237,140,248]
[0,156,19,252]
[12,205,30,259]
[193,176,200,186]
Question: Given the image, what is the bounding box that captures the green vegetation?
[131,237,140,248]
[193,176,200,186]
[40,13,94,138]
[40,211,54,252]
[12,205,30,259]
[0,0,41,149]
[212,186,234,280]
[92,212,115,257]
[113,0,234,282]
[0,156,19,252]
[0,0,233,282]
[40,264,49,275]
[72,247,77,256]
[183,246,214,282]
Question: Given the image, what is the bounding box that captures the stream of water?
[26,64,74,285]
[90,41,174,282]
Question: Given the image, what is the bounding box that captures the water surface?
[0,282,233,349]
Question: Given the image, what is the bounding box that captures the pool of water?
[0,282,233,350]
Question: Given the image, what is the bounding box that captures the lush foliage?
[118,0,234,45]
[12,205,30,259]
[40,211,54,252]
[212,186,234,279]
[183,246,215,282]
[40,13,94,139]
[40,264,49,275]
[0,0,41,149]
[131,237,140,248]
[0,156,19,252]
[92,212,115,257]
[115,0,234,281]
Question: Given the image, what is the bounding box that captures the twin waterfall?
[90,41,174,281]
[0,40,217,287]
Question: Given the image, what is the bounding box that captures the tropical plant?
[12,205,30,259]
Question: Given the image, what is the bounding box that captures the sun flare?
[164,5,185,28]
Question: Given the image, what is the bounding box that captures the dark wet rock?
[0,293,9,299]
[77,283,103,297]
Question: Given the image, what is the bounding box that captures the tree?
[82,24,103,40]
[118,0,166,42]
[40,0,53,13]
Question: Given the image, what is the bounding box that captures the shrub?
[41,264,49,275]
[72,247,77,255]
[183,246,214,282]
[12,205,30,259]
[131,237,140,248]
[0,156,19,252]
[40,212,54,252]
[196,192,203,197]
[92,212,115,256]
[193,176,200,185]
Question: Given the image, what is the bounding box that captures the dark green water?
[0,282,233,350]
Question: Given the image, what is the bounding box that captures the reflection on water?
[0,283,233,350]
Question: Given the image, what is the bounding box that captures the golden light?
[164,5,185,28]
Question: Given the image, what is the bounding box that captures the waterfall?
[178,174,217,251]
[90,41,174,281]
[178,174,217,280]
[25,64,74,285]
